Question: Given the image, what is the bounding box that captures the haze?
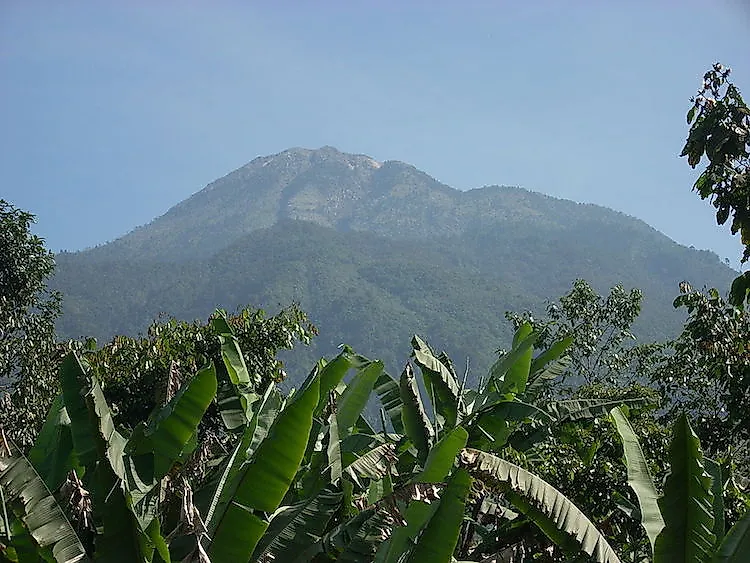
[1,1,749,268]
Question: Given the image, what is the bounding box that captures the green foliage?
[611,408,750,563]
[460,448,622,562]
[207,370,320,561]
[609,406,664,551]
[7,313,655,562]
[651,286,750,455]
[0,200,63,448]
[513,383,668,560]
[81,305,315,432]
[654,414,717,563]
[681,63,750,266]
[0,434,88,563]
[506,279,647,387]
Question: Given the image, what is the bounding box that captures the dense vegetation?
[1,63,748,562]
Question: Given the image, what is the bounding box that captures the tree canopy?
[0,200,62,447]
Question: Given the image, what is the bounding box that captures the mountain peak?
[80,146,732,285]
[246,146,382,172]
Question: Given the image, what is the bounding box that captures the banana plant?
[367,328,639,562]
[411,325,650,454]
[1,348,217,562]
[192,333,395,562]
[611,406,750,562]
[0,433,89,563]
[458,448,622,562]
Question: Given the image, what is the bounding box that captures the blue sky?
[1,1,749,268]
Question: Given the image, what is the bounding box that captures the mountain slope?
[53,146,737,379]
[57,221,532,374]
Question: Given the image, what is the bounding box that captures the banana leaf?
[207,371,320,562]
[378,427,468,562]
[316,346,372,416]
[406,468,472,563]
[58,353,153,561]
[715,508,750,562]
[327,410,343,484]
[704,457,724,549]
[400,364,433,463]
[412,335,461,428]
[468,399,554,452]
[610,406,664,552]
[0,434,89,563]
[212,313,259,429]
[523,357,571,402]
[374,372,404,434]
[251,486,343,562]
[128,364,217,481]
[27,395,80,491]
[494,323,537,396]
[550,397,655,423]
[345,443,398,482]
[58,353,125,476]
[202,383,282,527]
[653,413,715,563]
[529,335,574,374]
[311,507,389,563]
[336,361,384,437]
[460,448,621,563]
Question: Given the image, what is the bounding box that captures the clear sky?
[2,1,749,268]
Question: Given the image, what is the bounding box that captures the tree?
[81,305,316,431]
[664,62,750,465]
[505,279,646,388]
[681,62,750,306]
[649,285,750,459]
[0,200,62,448]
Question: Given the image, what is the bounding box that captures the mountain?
[52,146,736,380]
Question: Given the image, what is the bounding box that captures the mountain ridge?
[53,146,736,379]
[83,146,708,264]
